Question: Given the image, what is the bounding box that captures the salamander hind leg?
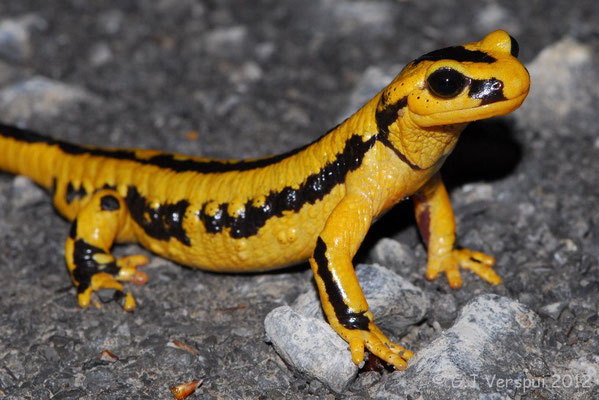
[64,189,148,311]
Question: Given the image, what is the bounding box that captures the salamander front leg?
[65,190,148,311]
[414,173,501,288]
[310,193,413,369]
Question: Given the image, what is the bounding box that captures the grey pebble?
[378,294,544,399]
[0,18,38,62]
[430,293,458,328]
[88,42,114,67]
[203,26,248,55]
[538,301,567,320]
[264,305,358,393]
[516,38,596,135]
[370,238,417,274]
[9,175,46,209]
[0,76,99,123]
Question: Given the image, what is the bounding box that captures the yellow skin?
[0,31,529,369]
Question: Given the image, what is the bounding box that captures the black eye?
[427,68,467,99]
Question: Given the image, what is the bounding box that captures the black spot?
[413,46,496,65]
[72,239,118,293]
[469,78,506,105]
[198,134,377,239]
[314,237,370,330]
[125,186,191,246]
[100,195,120,211]
[509,35,519,58]
[65,182,87,204]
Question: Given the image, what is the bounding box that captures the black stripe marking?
[125,186,191,246]
[0,123,323,174]
[374,97,423,170]
[469,78,506,105]
[314,237,370,330]
[72,238,118,293]
[198,134,377,239]
[100,195,121,211]
[65,182,87,204]
[413,46,496,65]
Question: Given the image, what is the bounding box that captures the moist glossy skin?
[0,30,529,369]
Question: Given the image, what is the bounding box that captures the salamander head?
[380,30,530,128]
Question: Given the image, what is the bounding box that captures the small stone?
[0,76,99,123]
[525,353,551,377]
[516,38,595,135]
[88,42,113,67]
[430,293,458,328]
[264,306,358,393]
[355,264,429,336]
[255,42,275,60]
[97,9,124,35]
[9,176,46,209]
[204,26,247,55]
[370,238,416,272]
[474,4,518,33]
[116,322,130,338]
[349,370,381,392]
[457,183,494,204]
[538,301,567,320]
[0,366,17,389]
[378,294,544,399]
[0,14,46,63]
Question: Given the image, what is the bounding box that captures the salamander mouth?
[410,92,529,127]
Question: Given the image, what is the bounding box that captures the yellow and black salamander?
[0,31,529,369]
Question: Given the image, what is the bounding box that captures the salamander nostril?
[469,78,506,105]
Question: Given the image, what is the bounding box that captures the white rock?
[378,294,543,399]
[517,38,594,134]
[0,14,46,62]
[9,176,46,209]
[370,238,416,271]
[0,76,99,123]
[264,305,358,393]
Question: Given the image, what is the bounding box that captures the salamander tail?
[0,122,62,190]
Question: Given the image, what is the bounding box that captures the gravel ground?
[0,1,598,399]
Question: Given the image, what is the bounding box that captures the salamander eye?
[426,68,467,99]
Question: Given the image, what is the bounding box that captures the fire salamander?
[0,31,529,370]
